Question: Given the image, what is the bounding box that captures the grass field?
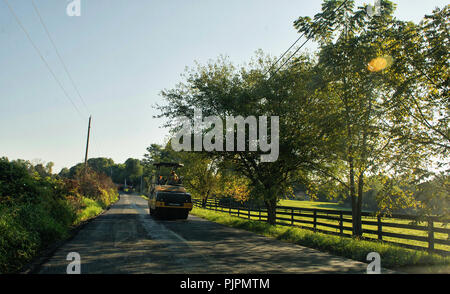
[190,206,450,271]
[203,199,450,253]
[278,200,351,211]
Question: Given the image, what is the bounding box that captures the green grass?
[74,197,104,224]
[279,199,350,211]
[74,189,120,224]
[191,206,450,270]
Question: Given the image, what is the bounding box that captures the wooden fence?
[192,198,450,256]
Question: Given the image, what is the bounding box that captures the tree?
[384,5,449,159]
[124,158,144,187]
[45,162,54,175]
[59,167,70,178]
[68,163,84,179]
[179,152,221,207]
[34,162,54,177]
[156,52,330,224]
[87,157,115,176]
[294,0,428,235]
[142,143,180,179]
[414,173,450,218]
[110,163,126,184]
[64,159,125,185]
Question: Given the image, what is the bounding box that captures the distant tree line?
[59,157,144,189]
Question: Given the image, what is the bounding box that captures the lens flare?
[368,56,393,72]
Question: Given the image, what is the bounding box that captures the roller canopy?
[153,162,184,168]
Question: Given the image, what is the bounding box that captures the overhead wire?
[266,0,350,81]
[28,0,101,161]
[31,0,90,115]
[3,0,85,120]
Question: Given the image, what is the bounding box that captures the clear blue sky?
[0,0,447,173]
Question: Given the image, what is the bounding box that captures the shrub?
[0,158,118,273]
[75,197,104,224]
[0,205,40,273]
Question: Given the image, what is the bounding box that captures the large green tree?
[124,158,144,188]
[156,53,330,224]
[294,0,431,235]
[384,5,449,158]
[87,157,115,177]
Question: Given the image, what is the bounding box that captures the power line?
[262,31,306,77]
[31,0,90,115]
[267,0,350,81]
[3,0,85,120]
[30,2,110,162]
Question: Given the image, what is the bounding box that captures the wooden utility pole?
[84,115,92,167]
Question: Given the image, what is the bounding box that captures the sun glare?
[368,56,393,72]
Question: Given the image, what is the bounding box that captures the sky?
[0,0,448,173]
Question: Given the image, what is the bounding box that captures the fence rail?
[192,198,450,256]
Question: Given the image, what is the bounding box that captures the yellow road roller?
[148,162,192,219]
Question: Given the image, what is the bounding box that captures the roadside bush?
[0,158,118,273]
[0,199,75,273]
[16,202,72,244]
[75,167,117,207]
[75,197,104,224]
[0,205,40,273]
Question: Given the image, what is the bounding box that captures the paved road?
[38,194,371,274]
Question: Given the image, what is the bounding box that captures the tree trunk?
[354,172,364,237]
[349,156,362,237]
[265,198,277,225]
[202,190,211,208]
[201,196,208,208]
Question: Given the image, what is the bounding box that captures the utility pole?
[84,115,92,167]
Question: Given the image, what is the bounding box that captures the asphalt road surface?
[38,194,372,274]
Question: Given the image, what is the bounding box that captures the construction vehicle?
[148,162,192,219]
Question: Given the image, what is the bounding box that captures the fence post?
[313,210,317,231]
[259,208,261,221]
[298,209,301,227]
[339,212,344,236]
[428,218,435,252]
[291,208,294,226]
[377,215,382,241]
[237,207,240,218]
[248,207,250,219]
